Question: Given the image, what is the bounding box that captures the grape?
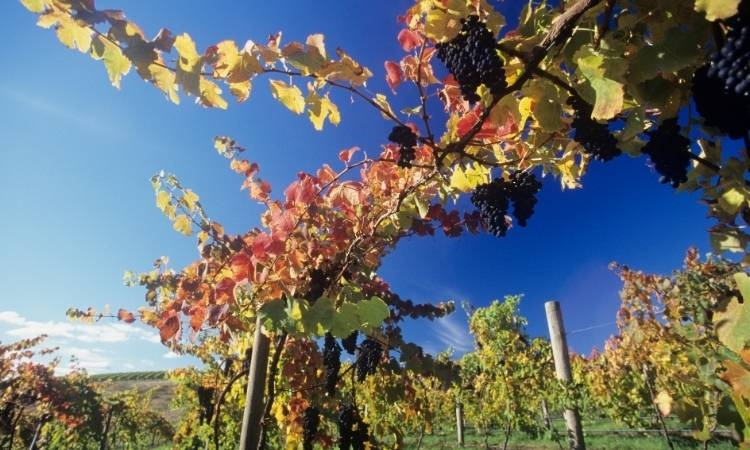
[692,7,750,138]
[568,96,621,161]
[196,386,215,424]
[506,171,542,227]
[640,118,691,187]
[388,125,418,168]
[337,403,357,450]
[323,332,341,396]
[337,403,369,450]
[356,338,383,382]
[470,178,510,237]
[436,15,507,103]
[470,172,542,236]
[693,65,750,139]
[306,269,328,303]
[341,331,358,355]
[303,407,320,450]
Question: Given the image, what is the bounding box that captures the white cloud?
[0,86,120,136]
[0,310,160,344]
[53,347,112,375]
[163,351,180,359]
[431,314,473,354]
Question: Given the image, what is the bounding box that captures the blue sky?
[0,1,713,373]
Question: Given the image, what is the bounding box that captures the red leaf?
[284,175,316,208]
[338,146,360,163]
[397,29,423,52]
[230,251,254,282]
[158,313,180,342]
[117,308,135,324]
[384,61,403,93]
[214,277,236,303]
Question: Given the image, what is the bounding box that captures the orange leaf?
[116,308,135,324]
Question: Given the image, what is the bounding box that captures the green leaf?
[259,299,288,331]
[695,0,741,20]
[576,50,624,120]
[269,80,305,114]
[301,297,334,336]
[330,302,359,337]
[357,297,390,332]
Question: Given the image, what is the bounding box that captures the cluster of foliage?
[17,0,750,447]
[0,336,173,450]
[577,249,750,446]
[454,297,558,449]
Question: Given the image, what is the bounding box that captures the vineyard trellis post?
[456,401,465,446]
[239,316,271,450]
[544,301,585,450]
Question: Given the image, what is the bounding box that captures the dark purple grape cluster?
[356,338,383,382]
[303,407,320,450]
[692,6,750,138]
[196,386,215,424]
[341,331,358,355]
[506,171,542,226]
[436,15,507,103]
[640,118,692,187]
[470,172,542,237]
[337,403,369,450]
[568,96,621,161]
[305,269,328,303]
[388,125,418,168]
[693,65,750,139]
[323,333,341,396]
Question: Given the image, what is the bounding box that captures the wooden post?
[239,316,271,450]
[544,301,585,450]
[456,402,465,446]
[98,407,115,450]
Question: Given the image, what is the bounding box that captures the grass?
[400,420,737,450]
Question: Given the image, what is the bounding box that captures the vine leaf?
[357,297,390,332]
[90,35,131,88]
[694,0,741,21]
[173,214,193,236]
[269,80,305,114]
[37,12,92,53]
[576,50,624,120]
[712,273,750,352]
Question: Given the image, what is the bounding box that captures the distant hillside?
[90,370,167,381]
[92,371,181,424]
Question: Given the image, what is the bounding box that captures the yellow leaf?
[174,33,201,72]
[212,40,239,78]
[229,80,252,103]
[38,13,92,53]
[373,93,395,120]
[450,163,490,193]
[90,36,131,89]
[182,189,199,211]
[199,78,228,109]
[695,0,741,20]
[269,80,305,114]
[20,0,51,13]
[306,90,340,130]
[718,187,747,215]
[173,214,192,236]
[148,63,180,104]
[155,190,171,212]
[518,97,534,128]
